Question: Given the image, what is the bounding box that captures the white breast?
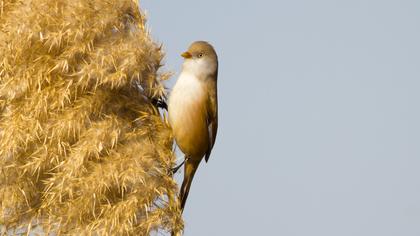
[168,72,205,120]
[168,71,209,156]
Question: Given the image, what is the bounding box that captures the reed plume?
[0,0,183,234]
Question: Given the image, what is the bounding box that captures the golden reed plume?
[0,0,183,235]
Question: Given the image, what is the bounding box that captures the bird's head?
[181,41,218,78]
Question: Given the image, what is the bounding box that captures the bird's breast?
[168,72,209,157]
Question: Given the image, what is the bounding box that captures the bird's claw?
[152,98,168,110]
[170,161,185,175]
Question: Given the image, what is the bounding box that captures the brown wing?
[205,81,218,162]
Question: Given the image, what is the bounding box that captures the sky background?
[142,1,420,235]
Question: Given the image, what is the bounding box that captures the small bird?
[168,41,218,211]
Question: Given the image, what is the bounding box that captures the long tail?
[179,159,200,211]
[171,159,200,236]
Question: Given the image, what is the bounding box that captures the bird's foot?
[151,98,168,110]
[170,160,185,174]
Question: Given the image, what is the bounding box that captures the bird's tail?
[179,159,200,211]
[171,159,200,236]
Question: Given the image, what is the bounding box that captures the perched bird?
[168,41,219,211]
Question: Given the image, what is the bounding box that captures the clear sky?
[142,1,420,235]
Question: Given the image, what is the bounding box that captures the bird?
[168,41,218,212]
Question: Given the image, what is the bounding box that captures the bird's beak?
[181,51,192,59]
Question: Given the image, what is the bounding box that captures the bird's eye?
[197,53,203,58]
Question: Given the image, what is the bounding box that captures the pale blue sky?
[142,1,420,235]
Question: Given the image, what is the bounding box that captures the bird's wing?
[205,81,218,162]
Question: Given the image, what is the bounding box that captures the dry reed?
[0,0,183,235]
